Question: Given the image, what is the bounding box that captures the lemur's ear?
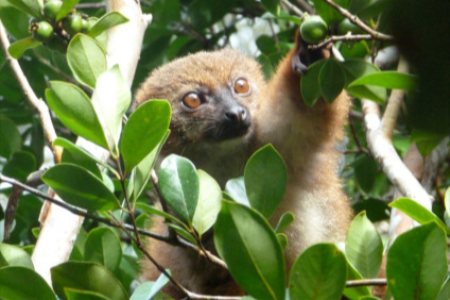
[291,29,329,75]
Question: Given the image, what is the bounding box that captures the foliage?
[0,0,449,299]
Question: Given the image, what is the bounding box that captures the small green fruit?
[63,14,82,36]
[300,15,328,44]
[43,0,63,20]
[337,19,364,35]
[34,21,54,41]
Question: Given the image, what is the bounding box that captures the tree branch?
[321,0,394,41]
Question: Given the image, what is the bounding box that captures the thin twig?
[348,114,370,155]
[281,0,304,17]
[292,0,314,13]
[0,20,61,159]
[309,34,374,50]
[346,278,387,287]
[76,3,106,10]
[321,0,394,41]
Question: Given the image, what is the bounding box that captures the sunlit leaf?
[46,82,109,150]
[130,271,171,300]
[158,155,199,223]
[88,12,129,38]
[67,34,106,88]
[56,0,80,22]
[274,212,294,234]
[0,243,34,269]
[65,289,109,300]
[349,71,418,90]
[224,177,250,207]
[5,0,41,18]
[84,227,122,272]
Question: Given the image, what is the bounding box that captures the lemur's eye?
[234,78,250,94]
[182,92,202,109]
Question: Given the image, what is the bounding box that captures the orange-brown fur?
[135,33,352,297]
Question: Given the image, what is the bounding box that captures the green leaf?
[345,212,383,279]
[41,163,121,211]
[411,129,446,157]
[319,59,346,103]
[313,0,348,25]
[0,266,56,300]
[65,289,109,300]
[8,37,41,59]
[130,271,170,300]
[342,59,386,103]
[56,0,80,22]
[387,222,447,300]
[261,0,279,16]
[349,71,418,90]
[95,65,131,151]
[192,170,222,236]
[343,262,371,300]
[244,144,287,219]
[0,118,21,159]
[301,59,326,106]
[67,34,107,88]
[2,151,36,183]
[289,243,347,300]
[224,176,250,207]
[46,82,109,150]
[214,202,285,300]
[158,154,199,223]
[5,0,42,18]
[128,131,169,203]
[276,233,287,252]
[274,212,294,233]
[390,198,450,235]
[51,261,128,300]
[84,227,122,272]
[88,12,129,38]
[55,137,103,180]
[437,276,450,300]
[121,100,171,174]
[0,243,34,269]
[167,223,197,245]
[135,203,186,228]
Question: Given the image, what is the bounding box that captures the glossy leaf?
[8,37,41,59]
[2,151,36,183]
[214,202,285,300]
[46,82,109,150]
[67,34,106,88]
[387,222,447,300]
[349,71,418,90]
[289,243,347,300]
[0,266,56,300]
[84,227,122,272]
[301,59,326,106]
[158,154,199,223]
[437,276,450,300]
[261,0,279,16]
[274,212,294,234]
[343,262,371,300]
[121,100,171,174]
[128,131,169,203]
[56,0,80,22]
[319,59,346,103]
[391,198,450,235]
[345,212,383,279]
[88,11,129,38]
[342,59,386,103]
[65,289,109,300]
[5,0,41,18]
[167,223,197,245]
[192,170,222,236]
[0,243,34,269]
[130,271,170,300]
[0,118,21,159]
[244,144,287,219]
[95,65,131,151]
[51,262,128,300]
[224,176,250,207]
[276,233,287,252]
[41,163,121,211]
[55,137,102,179]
